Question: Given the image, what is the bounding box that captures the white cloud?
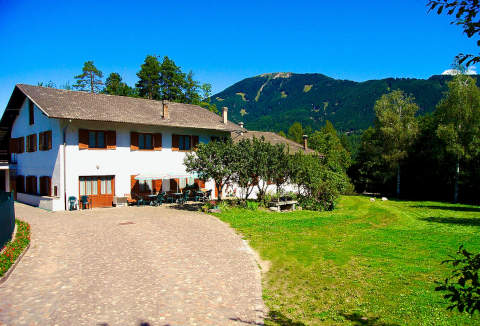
[441,66,477,75]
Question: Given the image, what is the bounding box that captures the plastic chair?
[68,196,77,210]
[178,190,190,205]
[80,195,90,209]
[204,190,212,201]
[151,192,166,206]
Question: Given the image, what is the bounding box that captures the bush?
[245,201,259,211]
[435,245,480,315]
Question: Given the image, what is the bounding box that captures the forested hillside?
[211,72,479,132]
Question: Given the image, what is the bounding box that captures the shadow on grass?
[411,205,480,212]
[341,312,398,326]
[264,310,306,326]
[419,216,480,227]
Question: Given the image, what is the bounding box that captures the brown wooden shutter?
[153,179,163,193]
[106,130,116,149]
[172,134,179,151]
[19,137,24,153]
[153,133,162,151]
[29,100,34,125]
[9,138,16,154]
[16,175,24,193]
[130,175,139,195]
[32,176,37,194]
[32,134,37,152]
[79,129,89,149]
[47,177,52,196]
[192,135,199,150]
[47,131,52,150]
[39,132,44,150]
[130,132,139,151]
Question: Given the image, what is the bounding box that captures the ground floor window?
[79,176,114,196]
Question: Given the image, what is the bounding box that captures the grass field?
[214,196,480,325]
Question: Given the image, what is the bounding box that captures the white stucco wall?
[11,98,63,208]
[61,120,226,208]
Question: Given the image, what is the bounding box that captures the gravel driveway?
[0,203,264,325]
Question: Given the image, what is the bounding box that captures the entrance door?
[79,176,115,208]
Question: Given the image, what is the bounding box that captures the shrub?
[245,201,259,211]
[435,245,480,315]
[0,219,31,277]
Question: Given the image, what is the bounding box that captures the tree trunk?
[396,164,401,198]
[454,159,459,203]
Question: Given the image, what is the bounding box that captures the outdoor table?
[172,192,182,203]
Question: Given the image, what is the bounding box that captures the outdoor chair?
[80,195,90,209]
[194,190,204,202]
[204,189,212,201]
[68,196,78,210]
[166,193,176,203]
[150,193,165,206]
[178,190,191,205]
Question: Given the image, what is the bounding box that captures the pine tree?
[104,72,134,96]
[73,61,104,93]
[159,56,186,101]
[184,71,201,104]
[136,55,162,100]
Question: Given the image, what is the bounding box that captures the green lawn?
[213,196,480,325]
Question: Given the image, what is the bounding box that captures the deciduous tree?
[373,90,419,197]
[435,74,480,202]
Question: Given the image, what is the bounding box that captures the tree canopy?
[73,61,104,93]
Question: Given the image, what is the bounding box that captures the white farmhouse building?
[0,84,242,210]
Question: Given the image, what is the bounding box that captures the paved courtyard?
[0,203,264,326]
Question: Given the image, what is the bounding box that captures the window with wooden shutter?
[192,135,199,150]
[79,129,89,149]
[106,131,116,149]
[130,132,139,151]
[26,176,37,194]
[47,131,52,150]
[19,137,24,153]
[16,175,25,193]
[39,132,44,150]
[26,134,37,152]
[29,100,34,125]
[39,176,52,196]
[39,131,52,151]
[153,133,162,151]
[172,134,179,151]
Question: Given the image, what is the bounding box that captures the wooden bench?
[268,200,298,212]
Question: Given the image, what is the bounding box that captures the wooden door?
[79,176,115,208]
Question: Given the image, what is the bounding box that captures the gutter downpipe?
[63,120,71,211]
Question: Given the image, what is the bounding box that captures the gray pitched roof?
[14,84,242,132]
[232,130,315,153]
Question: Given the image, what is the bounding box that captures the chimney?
[162,100,169,119]
[239,122,244,135]
[222,107,228,124]
[302,134,308,151]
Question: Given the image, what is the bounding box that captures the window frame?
[87,130,107,149]
[138,133,154,150]
[26,134,37,152]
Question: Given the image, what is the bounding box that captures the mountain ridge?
[210,72,477,132]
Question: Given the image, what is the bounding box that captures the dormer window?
[29,100,34,125]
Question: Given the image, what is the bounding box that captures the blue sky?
[0,0,478,111]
